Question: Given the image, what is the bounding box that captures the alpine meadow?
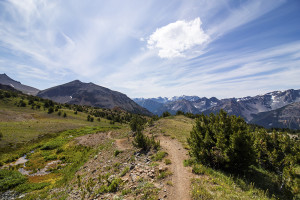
[0,0,300,200]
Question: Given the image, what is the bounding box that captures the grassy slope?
[0,97,111,149]
[153,115,298,200]
[151,115,194,147]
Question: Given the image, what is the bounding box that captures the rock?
[130,164,135,170]
[130,185,136,190]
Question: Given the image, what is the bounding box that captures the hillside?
[0,88,127,150]
[0,74,39,95]
[37,80,152,116]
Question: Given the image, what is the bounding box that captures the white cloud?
[147,18,209,58]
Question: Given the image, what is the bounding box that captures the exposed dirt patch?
[107,131,131,151]
[115,138,131,151]
[74,132,107,147]
[0,110,36,122]
[159,136,194,200]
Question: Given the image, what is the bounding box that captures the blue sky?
[0,0,300,98]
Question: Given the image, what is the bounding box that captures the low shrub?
[0,169,27,191]
[151,151,168,161]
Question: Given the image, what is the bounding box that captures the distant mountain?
[132,98,164,114]
[159,99,200,115]
[250,102,300,129]
[208,89,300,121]
[134,89,300,124]
[133,96,218,115]
[0,73,39,95]
[37,80,152,116]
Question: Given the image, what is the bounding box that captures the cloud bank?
[147,18,209,58]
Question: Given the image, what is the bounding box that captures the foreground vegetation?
[151,113,299,199]
[187,111,299,199]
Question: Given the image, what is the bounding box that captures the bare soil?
[74,132,107,147]
[159,136,194,200]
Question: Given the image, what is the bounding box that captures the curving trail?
[159,136,194,200]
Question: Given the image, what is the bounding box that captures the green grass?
[154,115,194,145]
[134,181,159,200]
[190,164,296,200]
[151,151,168,161]
[164,159,171,165]
[0,98,111,150]
[0,169,27,191]
[120,166,130,177]
[0,125,120,195]
[157,170,172,180]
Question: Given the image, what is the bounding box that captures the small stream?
[3,151,62,176]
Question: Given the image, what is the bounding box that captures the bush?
[130,115,145,132]
[132,131,151,151]
[41,140,62,150]
[15,182,49,193]
[188,110,255,171]
[162,111,171,118]
[176,110,185,115]
[107,178,122,192]
[114,150,123,157]
[48,107,54,114]
[0,169,27,191]
[19,100,26,107]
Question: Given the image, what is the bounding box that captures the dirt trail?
[159,136,194,200]
[107,131,130,151]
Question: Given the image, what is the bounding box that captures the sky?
[0,0,300,99]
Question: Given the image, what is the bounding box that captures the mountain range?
[1,73,299,129]
[133,90,300,129]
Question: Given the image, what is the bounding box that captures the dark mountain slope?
[250,102,300,129]
[0,83,21,93]
[0,73,39,95]
[37,80,152,115]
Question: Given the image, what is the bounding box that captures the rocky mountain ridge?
[37,80,152,116]
[0,73,39,95]
[133,89,300,129]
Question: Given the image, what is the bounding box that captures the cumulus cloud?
[147,18,209,58]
